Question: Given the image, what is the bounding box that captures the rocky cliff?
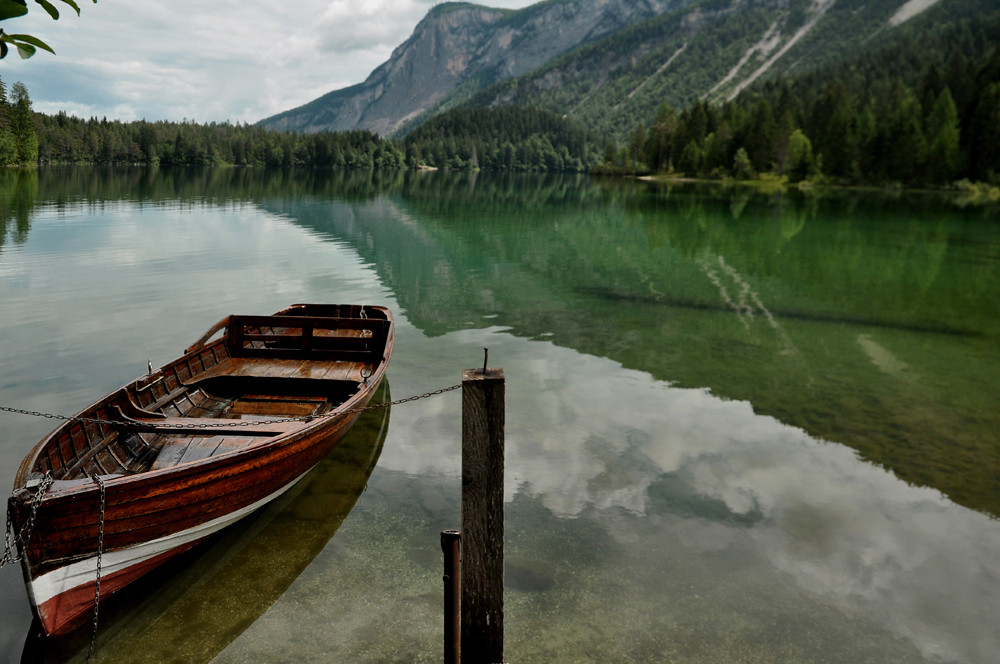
[259,0,689,136]
[260,0,975,139]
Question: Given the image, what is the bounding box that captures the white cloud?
[2,0,535,123]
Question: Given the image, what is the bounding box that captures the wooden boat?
[7,303,394,637]
[21,382,391,662]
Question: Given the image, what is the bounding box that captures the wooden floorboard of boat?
[148,433,270,471]
[150,436,200,470]
[197,358,356,381]
[177,435,228,465]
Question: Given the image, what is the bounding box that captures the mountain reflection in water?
[1,168,998,663]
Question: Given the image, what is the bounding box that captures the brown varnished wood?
[10,304,395,632]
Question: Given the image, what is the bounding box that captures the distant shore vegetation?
[601,43,1000,193]
[1,38,998,195]
[1,78,601,173]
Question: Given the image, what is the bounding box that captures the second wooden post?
[461,365,505,664]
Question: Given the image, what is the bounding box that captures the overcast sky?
[1,0,536,124]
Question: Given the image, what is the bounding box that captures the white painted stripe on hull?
[31,467,312,607]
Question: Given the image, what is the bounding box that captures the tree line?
[0,79,599,173]
[34,112,408,169]
[401,106,603,172]
[609,25,1000,187]
[0,74,407,169]
[2,12,998,189]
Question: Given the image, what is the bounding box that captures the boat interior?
[27,309,391,484]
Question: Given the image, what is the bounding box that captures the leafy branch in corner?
[0,0,96,59]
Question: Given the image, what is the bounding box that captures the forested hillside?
[21,106,597,173]
[2,0,998,189]
[402,106,603,172]
[612,9,1000,186]
[265,0,985,143]
[466,0,995,142]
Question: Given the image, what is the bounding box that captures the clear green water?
[1,167,998,663]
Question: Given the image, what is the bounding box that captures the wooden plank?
[210,435,259,456]
[230,314,387,333]
[149,437,195,471]
[61,430,122,479]
[176,436,226,465]
[229,358,303,378]
[227,396,326,417]
[227,316,388,359]
[461,367,505,664]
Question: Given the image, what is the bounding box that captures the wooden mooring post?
[443,355,505,664]
[442,529,462,664]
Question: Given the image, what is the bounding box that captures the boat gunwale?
[13,305,394,494]
[32,374,385,502]
[8,303,395,637]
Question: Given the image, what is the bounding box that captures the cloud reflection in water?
[381,326,1000,663]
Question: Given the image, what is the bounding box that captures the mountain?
[258,0,692,136]
[464,0,989,139]
[260,0,985,140]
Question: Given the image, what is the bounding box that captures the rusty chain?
[0,384,462,430]
[86,474,107,664]
[3,380,463,660]
[1,472,53,568]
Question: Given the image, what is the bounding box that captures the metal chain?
[0,384,462,431]
[1,472,53,568]
[0,406,115,426]
[0,381,462,659]
[86,474,106,664]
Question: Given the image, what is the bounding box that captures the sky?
[1,0,536,124]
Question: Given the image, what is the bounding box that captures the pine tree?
[925,87,961,184]
[968,82,1000,181]
[816,81,855,179]
[0,76,15,165]
[746,99,776,172]
[10,82,38,165]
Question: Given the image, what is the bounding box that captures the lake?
[1,167,999,663]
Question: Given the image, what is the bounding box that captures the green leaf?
[35,0,59,20]
[55,0,81,16]
[0,41,7,59]
[15,41,35,58]
[0,0,29,21]
[8,32,55,54]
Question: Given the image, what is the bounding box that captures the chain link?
[2,382,462,659]
[1,472,54,568]
[87,475,106,664]
[0,384,461,431]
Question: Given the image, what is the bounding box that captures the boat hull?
[23,402,370,636]
[9,304,393,637]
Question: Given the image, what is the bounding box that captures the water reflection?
[0,170,40,254]
[2,169,999,663]
[20,382,390,664]
[363,328,1000,664]
[260,175,1000,518]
